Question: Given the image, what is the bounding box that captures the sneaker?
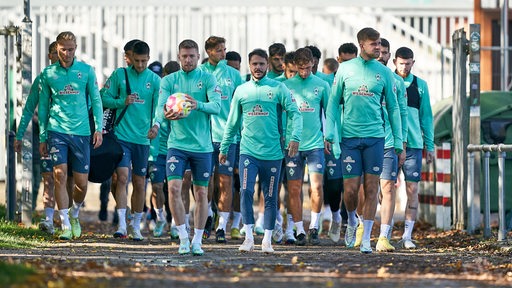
[261,241,274,253]
[129,226,144,241]
[179,238,191,255]
[360,240,373,254]
[39,220,55,235]
[308,228,320,245]
[113,227,127,238]
[354,223,364,247]
[139,212,147,231]
[295,233,307,246]
[272,224,283,244]
[215,229,227,243]
[328,221,341,243]
[153,220,166,237]
[59,229,72,240]
[344,225,357,248]
[203,216,213,239]
[284,230,296,245]
[376,236,395,252]
[239,238,255,252]
[148,220,156,232]
[231,228,241,240]
[254,225,264,235]
[240,226,246,236]
[69,217,81,238]
[170,226,179,239]
[191,243,204,256]
[398,238,417,249]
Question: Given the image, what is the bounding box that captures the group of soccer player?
[16,26,434,255]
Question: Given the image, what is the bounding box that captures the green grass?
[0,261,36,285]
[0,204,53,249]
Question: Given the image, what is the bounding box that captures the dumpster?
[432,91,512,213]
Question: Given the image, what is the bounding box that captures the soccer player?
[38,31,104,240]
[220,48,302,253]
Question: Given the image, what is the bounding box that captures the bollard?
[483,151,491,238]
[497,150,506,241]
[467,151,475,234]
[7,131,16,221]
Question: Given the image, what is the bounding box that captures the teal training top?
[38,59,103,142]
[401,73,434,151]
[325,56,402,153]
[199,60,242,143]
[315,71,334,87]
[283,73,329,151]
[16,75,41,140]
[267,70,282,79]
[156,68,221,153]
[101,66,161,145]
[383,72,408,149]
[149,118,170,160]
[220,75,303,161]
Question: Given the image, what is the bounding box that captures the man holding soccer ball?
[156,39,221,256]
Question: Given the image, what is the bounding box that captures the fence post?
[497,149,507,241]
[467,150,475,234]
[483,150,491,238]
[435,142,452,230]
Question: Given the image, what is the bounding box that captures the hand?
[14,140,22,153]
[92,131,103,149]
[398,150,406,167]
[164,107,184,120]
[147,124,159,139]
[219,153,227,164]
[287,141,299,157]
[324,140,332,155]
[125,94,136,105]
[184,95,197,110]
[39,142,48,157]
[426,150,435,164]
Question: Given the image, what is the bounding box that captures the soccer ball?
[165,92,191,117]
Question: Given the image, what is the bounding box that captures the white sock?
[207,202,213,217]
[232,212,242,229]
[255,212,264,227]
[332,210,341,223]
[347,210,358,227]
[286,214,295,233]
[59,209,70,230]
[403,220,415,240]
[132,212,143,231]
[309,212,321,229]
[295,221,305,235]
[262,229,272,244]
[276,211,283,225]
[44,208,54,223]
[156,208,165,222]
[117,209,127,230]
[380,224,391,238]
[358,215,364,225]
[362,219,374,242]
[217,212,229,231]
[177,224,188,240]
[70,202,82,218]
[192,228,203,245]
[243,224,254,241]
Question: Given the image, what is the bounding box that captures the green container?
[433,91,512,212]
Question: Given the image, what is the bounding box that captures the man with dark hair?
[148,61,163,77]
[200,36,242,243]
[226,51,241,71]
[325,27,403,253]
[282,47,330,246]
[101,40,161,241]
[275,51,297,82]
[267,43,286,79]
[305,45,331,84]
[393,46,434,250]
[38,31,104,240]
[220,48,302,253]
[156,39,221,256]
[337,42,358,63]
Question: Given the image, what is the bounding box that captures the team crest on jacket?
[375,73,381,81]
[314,87,319,95]
[146,82,151,89]
[197,81,203,89]
[226,78,232,86]
[77,72,82,79]
[267,91,273,99]
[248,104,269,116]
